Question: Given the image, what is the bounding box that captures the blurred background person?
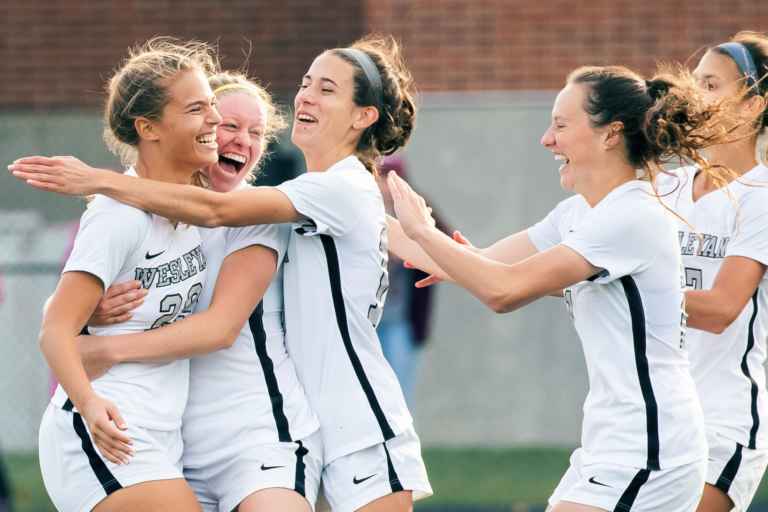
[376,155,450,405]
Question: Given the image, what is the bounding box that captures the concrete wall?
[405,92,586,446]
[0,92,590,450]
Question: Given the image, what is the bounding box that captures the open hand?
[8,155,107,196]
[90,281,147,326]
[387,171,435,240]
[80,394,133,465]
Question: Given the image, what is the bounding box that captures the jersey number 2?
[150,282,203,329]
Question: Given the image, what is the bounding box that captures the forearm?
[98,311,241,364]
[40,329,96,410]
[685,289,742,334]
[387,216,451,279]
[411,226,531,312]
[95,171,227,227]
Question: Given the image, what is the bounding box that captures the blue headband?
[338,48,384,112]
[716,42,759,88]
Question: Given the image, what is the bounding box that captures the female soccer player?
[387,66,734,512]
[12,35,432,512]
[78,71,322,512]
[660,31,768,512]
[36,39,220,511]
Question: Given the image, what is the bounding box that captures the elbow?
[709,309,741,335]
[486,292,517,314]
[215,325,241,350]
[693,309,739,335]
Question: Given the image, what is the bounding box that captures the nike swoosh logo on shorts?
[353,474,376,485]
[260,464,285,471]
[145,250,166,260]
[588,476,611,487]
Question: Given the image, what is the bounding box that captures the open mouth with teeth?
[196,133,217,148]
[554,154,570,171]
[296,112,318,124]
[218,152,247,174]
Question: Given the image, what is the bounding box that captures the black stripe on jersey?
[71,412,123,495]
[587,269,609,282]
[249,301,292,443]
[384,442,404,492]
[613,468,650,511]
[62,398,74,411]
[714,443,743,494]
[620,276,660,471]
[742,292,760,449]
[319,235,396,441]
[293,440,308,497]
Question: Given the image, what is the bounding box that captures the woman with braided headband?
[11,35,432,512]
[657,31,768,512]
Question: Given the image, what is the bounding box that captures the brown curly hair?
[330,34,416,174]
[568,65,740,188]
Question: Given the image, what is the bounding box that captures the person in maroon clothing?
[375,155,449,405]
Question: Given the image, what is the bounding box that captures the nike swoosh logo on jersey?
[353,474,376,485]
[145,250,166,260]
[260,464,285,471]
[588,476,611,487]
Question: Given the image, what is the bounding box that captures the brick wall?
[1,0,767,108]
[0,0,363,108]
[366,0,768,91]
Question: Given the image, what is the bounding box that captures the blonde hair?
[103,37,219,166]
[190,71,287,188]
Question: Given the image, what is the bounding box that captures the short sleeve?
[726,188,768,267]
[276,171,361,237]
[527,196,580,251]
[63,199,150,290]
[561,200,659,283]
[224,223,286,262]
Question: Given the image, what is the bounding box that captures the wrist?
[411,223,438,244]
[94,169,113,195]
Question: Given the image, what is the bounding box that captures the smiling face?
[540,82,609,191]
[291,52,368,160]
[147,68,221,173]
[204,91,268,192]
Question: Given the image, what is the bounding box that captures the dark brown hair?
[568,65,737,187]
[330,34,416,174]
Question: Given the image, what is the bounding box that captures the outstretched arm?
[81,244,277,372]
[685,256,765,334]
[10,156,299,227]
[388,172,597,312]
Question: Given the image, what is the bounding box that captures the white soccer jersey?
[276,155,412,463]
[659,165,768,449]
[182,222,319,468]
[51,168,207,430]
[527,180,706,470]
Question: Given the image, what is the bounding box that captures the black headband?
[717,42,759,88]
[338,48,384,112]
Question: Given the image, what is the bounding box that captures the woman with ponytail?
[11,34,432,512]
[659,31,768,512]
[385,64,738,511]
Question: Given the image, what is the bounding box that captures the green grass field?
[6,447,768,511]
